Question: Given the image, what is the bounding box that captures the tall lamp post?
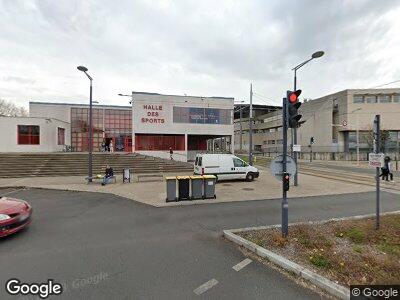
[292,50,324,186]
[118,92,134,152]
[77,66,93,182]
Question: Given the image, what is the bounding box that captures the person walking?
[169,147,173,160]
[387,156,394,181]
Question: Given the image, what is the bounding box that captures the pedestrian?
[102,165,114,186]
[169,147,173,160]
[387,156,394,181]
[110,140,114,154]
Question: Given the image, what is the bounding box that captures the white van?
[194,154,259,181]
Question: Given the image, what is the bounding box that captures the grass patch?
[345,228,365,244]
[238,213,400,287]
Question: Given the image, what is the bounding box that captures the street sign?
[293,144,301,152]
[369,153,385,168]
[270,155,297,181]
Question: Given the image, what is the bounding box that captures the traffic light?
[287,90,302,128]
[283,172,290,191]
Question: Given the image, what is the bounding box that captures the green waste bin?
[190,175,203,200]
[177,176,190,201]
[165,176,177,202]
[203,175,216,199]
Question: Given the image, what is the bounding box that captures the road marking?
[232,258,252,271]
[193,279,218,295]
[0,188,25,197]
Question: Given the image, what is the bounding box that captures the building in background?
[0,92,234,162]
[234,88,400,159]
[132,92,234,161]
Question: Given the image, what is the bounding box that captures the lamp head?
[311,51,324,59]
[77,66,88,72]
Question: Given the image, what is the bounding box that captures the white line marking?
[193,278,218,295]
[0,188,25,197]
[232,258,252,271]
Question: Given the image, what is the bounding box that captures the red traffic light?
[288,89,302,104]
[289,93,297,103]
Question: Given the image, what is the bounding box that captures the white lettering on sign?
[141,104,165,124]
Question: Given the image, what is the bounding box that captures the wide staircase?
[0,153,194,178]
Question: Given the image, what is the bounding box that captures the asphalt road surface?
[0,187,399,300]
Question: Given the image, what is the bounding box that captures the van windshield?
[198,157,202,166]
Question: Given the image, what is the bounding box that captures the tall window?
[18,125,40,145]
[58,127,65,145]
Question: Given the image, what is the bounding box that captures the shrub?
[346,228,365,244]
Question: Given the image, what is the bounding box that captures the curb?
[223,211,400,300]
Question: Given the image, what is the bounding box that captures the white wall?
[0,117,70,152]
[133,93,234,136]
[29,103,71,123]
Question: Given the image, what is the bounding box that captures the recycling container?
[202,175,216,199]
[165,176,177,202]
[190,175,203,200]
[177,176,190,201]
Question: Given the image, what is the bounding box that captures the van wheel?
[246,173,254,182]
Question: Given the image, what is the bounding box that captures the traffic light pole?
[293,70,298,186]
[282,96,289,237]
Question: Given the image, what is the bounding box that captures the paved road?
[0,188,399,300]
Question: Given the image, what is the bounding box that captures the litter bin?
[177,176,190,201]
[203,175,216,199]
[123,168,131,183]
[165,176,177,202]
[190,175,203,200]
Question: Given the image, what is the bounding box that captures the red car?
[0,197,32,238]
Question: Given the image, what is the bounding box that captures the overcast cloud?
[1,0,400,108]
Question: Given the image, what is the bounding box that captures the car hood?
[0,197,28,214]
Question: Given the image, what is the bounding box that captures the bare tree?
[364,124,390,151]
[0,99,28,117]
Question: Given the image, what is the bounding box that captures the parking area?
[0,168,374,207]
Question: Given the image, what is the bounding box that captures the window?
[353,95,364,103]
[58,127,65,145]
[393,94,400,103]
[233,157,247,167]
[173,107,232,125]
[377,95,391,103]
[365,95,377,103]
[18,125,40,145]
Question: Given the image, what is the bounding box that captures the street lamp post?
[77,66,93,183]
[118,92,134,152]
[292,50,324,186]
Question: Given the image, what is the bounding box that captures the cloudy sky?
[1,0,400,109]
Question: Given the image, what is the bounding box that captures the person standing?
[169,147,173,160]
[110,140,114,154]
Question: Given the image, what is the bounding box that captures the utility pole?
[374,115,381,230]
[249,83,253,165]
[239,103,243,151]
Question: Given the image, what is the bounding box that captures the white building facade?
[1,92,234,161]
[132,92,234,161]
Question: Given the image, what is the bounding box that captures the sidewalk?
[0,169,375,207]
